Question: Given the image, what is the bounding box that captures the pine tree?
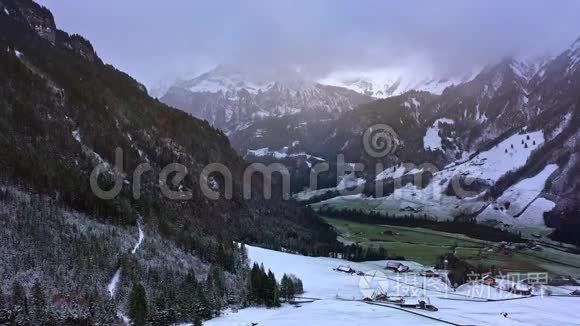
[280,274,289,301]
[195,283,211,320]
[128,283,148,326]
[266,270,280,307]
[207,265,225,298]
[239,243,248,266]
[0,286,4,310]
[181,269,198,320]
[194,316,203,326]
[204,281,221,317]
[12,280,26,309]
[31,279,46,320]
[248,263,263,304]
[294,277,303,295]
[287,276,296,300]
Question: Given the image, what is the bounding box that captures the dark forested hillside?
[0,0,339,324]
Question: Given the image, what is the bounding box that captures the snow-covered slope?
[179,65,274,96]
[203,245,580,326]
[312,128,556,237]
[318,66,479,98]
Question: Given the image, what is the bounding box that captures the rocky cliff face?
[160,65,373,132]
[2,0,56,43]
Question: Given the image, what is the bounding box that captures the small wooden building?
[335,265,355,274]
[386,261,410,272]
[423,270,438,277]
[481,274,496,286]
[510,282,532,295]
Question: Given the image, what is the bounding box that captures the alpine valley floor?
[196,245,580,326]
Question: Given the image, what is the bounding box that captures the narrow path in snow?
[131,223,145,254]
[106,220,145,324]
[512,194,541,218]
[107,269,122,297]
[364,301,469,326]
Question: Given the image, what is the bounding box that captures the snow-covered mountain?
[156,36,580,246]
[318,66,480,98]
[160,65,372,131]
[228,39,580,246]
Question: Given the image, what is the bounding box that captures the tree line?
[317,206,523,243]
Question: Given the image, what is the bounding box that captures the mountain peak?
[176,65,275,95]
[571,36,580,52]
[2,0,56,44]
[318,67,479,98]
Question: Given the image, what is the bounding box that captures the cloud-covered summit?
[38,0,580,88]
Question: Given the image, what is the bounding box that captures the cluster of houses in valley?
[496,241,543,255]
[469,273,575,296]
[476,274,535,295]
[333,265,365,276]
[335,261,445,279]
[335,259,580,302]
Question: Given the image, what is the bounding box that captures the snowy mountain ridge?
[177,65,276,97]
[317,66,481,98]
[160,65,372,131]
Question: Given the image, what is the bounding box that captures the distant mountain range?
[317,66,480,98]
[159,65,372,132]
[158,39,580,246]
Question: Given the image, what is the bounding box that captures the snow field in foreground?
[205,246,580,326]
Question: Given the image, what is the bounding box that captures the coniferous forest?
[0,0,333,324]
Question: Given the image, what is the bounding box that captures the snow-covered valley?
[203,246,580,326]
[310,129,559,239]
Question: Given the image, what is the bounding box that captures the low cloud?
[39,0,580,87]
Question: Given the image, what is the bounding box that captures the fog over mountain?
[37,0,580,88]
[5,0,580,324]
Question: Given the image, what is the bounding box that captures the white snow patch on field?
[423,118,454,151]
[477,164,558,228]
[205,300,438,326]
[549,112,572,139]
[247,147,270,157]
[375,165,406,181]
[518,198,556,225]
[337,174,365,190]
[439,130,544,183]
[488,164,557,217]
[203,246,580,326]
[246,147,325,162]
[72,129,81,143]
[316,130,548,225]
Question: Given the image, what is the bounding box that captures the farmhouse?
[335,265,355,274]
[422,270,439,277]
[386,261,410,272]
[510,282,532,295]
[480,274,496,286]
[547,275,576,286]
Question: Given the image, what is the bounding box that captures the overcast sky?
[37,0,580,89]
